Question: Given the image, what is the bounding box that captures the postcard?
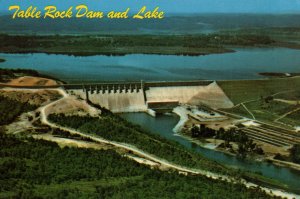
[0,0,300,198]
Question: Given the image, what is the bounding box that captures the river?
[120,112,300,191]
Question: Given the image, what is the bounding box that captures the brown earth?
[185,116,236,131]
[4,76,58,86]
[45,95,101,117]
[0,89,61,106]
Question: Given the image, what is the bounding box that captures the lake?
[0,47,300,82]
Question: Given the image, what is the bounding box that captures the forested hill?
[0,134,275,198]
[1,14,300,34]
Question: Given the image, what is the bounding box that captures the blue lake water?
[0,47,300,82]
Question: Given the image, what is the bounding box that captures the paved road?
[37,88,300,199]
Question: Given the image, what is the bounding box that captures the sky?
[1,0,300,14]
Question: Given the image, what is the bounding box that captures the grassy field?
[218,77,300,126]
[274,90,300,100]
[280,110,300,126]
[218,77,300,104]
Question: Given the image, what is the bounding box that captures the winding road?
[3,87,298,199]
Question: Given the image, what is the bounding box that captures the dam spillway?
[65,81,234,113]
[68,82,147,113]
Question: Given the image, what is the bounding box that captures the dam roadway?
[1,80,213,89]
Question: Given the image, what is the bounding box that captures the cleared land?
[0,89,61,105]
[46,95,101,117]
[5,76,58,87]
[218,77,300,104]
[218,77,300,127]
[0,68,62,85]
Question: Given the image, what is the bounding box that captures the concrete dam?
[64,81,234,113]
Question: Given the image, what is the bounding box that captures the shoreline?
[172,105,300,173]
[0,48,235,57]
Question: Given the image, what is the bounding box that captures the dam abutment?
[65,80,234,113]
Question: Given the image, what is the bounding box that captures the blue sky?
[1,0,300,13]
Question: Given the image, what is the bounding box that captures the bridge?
[61,80,213,90]
[0,80,213,90]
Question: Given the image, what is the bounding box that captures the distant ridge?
[1,14,300,35]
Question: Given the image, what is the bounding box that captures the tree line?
[0,95,36,125]
[0,34,274,51]
[48,113,229,174]
[190,125,264,158]
[0,134,277,199]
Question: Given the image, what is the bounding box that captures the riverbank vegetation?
[48,111,295,192]
[48,113,229,174]
[216,128,264,158]
[275,144,300,164]
[0,58,5,63]
[190,125,264,158]
[290,144,300,164]
[0,134,276,198]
